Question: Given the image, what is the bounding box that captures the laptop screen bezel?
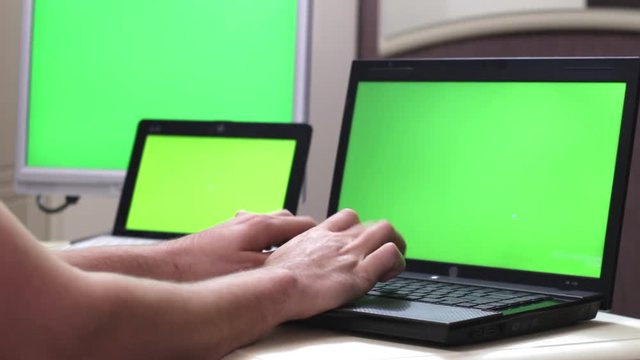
[328,58,640,308]
[113,119,311,239]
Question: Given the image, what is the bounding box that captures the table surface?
[224,312,640,360]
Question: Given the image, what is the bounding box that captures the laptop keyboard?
[369,277,551,311]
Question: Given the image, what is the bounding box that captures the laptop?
[71,119,311,248]
[305,58,640,344]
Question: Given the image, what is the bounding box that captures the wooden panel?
[358,0,379,58]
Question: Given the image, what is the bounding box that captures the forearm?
[81,267,297,359]
[4,246,296,359]
[56,244,182,281]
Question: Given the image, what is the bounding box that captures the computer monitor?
[15,0,311,196]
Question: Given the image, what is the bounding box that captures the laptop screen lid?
[112,120,311,239]
[328,58,640,308]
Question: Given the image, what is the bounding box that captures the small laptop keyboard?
[369,277,551,311]
[67,236,163,249]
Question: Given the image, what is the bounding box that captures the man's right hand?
[265,209,406,320]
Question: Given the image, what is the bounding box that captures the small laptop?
[72,120,311,248]
[306,58,640,344]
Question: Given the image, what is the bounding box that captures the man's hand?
[165,210,317,281]
[265,209,406,320]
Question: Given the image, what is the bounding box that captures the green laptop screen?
[125,135,297,234]
[26,0,299,170]
[338,81,626,278]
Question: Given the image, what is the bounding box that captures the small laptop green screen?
[126,135,296,234]
[338,81,626,278]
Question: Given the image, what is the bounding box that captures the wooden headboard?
[359,0,640,319]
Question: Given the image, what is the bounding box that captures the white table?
[225,312,640,360]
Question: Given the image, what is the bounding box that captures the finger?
[340,222,369,237]
[269,209,294,217]
[347,220,406,256]
[243,215,317,250]
[236,209,293,218]
[319,208,360,232]
[360,242,406,283]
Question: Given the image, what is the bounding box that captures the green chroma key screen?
[125,135,296,234]
[27,0,298,170]
[339,81,626,278]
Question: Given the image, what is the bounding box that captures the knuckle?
[374,220,394,233]
[360,273,376,287]
[340,208,360,221]
[251,214,272,226]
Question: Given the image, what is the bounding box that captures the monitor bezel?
[14,0,312,196]
[113,120,312,239]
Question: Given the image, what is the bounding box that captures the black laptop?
[306,58,640,344]
[72,120,311,247]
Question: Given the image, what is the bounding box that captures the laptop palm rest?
[341,296,500,323]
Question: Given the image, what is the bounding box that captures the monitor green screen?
[26,0,301,171]
[338,81,626,278]
[126,135,297,234]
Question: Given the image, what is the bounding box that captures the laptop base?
[305,299,600,345]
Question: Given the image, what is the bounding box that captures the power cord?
[36,195,80,214]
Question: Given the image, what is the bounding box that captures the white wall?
[0,0,21,188]
[0,0,358,240]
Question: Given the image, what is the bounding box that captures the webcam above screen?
[14,0,311,197]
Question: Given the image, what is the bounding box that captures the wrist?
[258,267,300,324]
[157,239,191,282]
